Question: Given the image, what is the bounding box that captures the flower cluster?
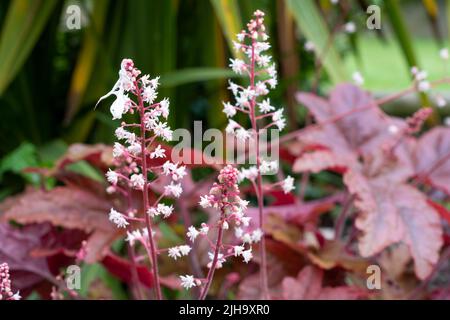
[223,10,295,194]
[99,59,188,299]
[179,165,261,293]
[224,10,285,138]
[0,263,21,300]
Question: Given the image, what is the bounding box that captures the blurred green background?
[1,0,450,199]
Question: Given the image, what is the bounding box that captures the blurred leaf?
[286,0,347,83]
[210,0,243,58]
[65,0,109,124]
[422,0,442,44]
[0,0,58,94]
[161,68,236,88]
[65,160,104,183]
[0,142,39,184]
[384,0,433,114]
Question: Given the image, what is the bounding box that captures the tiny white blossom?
[251,229,263,243]
[388,124,399,134]
[235,227,244,238]
[229,58,247,74]
[150,144,166,159]
[199,224,209,235]
[106,169,118,185]
[258,98,275,113]
[304,41,315,52]
[199,195,213,208]
[168,247,181,260]
[130,174,145,190]
[164,182,183,198]
[159,98,170,118]
[222,102,237,118]
[233,245,245,257]
[180,275,196,289]
[235,128,251,141]
[352,71,364,86]
[187,226,200,242]
[344,22,356,33]
[440,48,449,60]
[435,95,447,108]
[242,249,253,263]
[127,142,142,156]
[109,208,129,228]
[282,176,295,194]
[418,80,430,92]
[178,245,192,256]
[113,142,124,158]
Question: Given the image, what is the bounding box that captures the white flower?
[233,245,245,256]
[207,252,226,269]
[418,81,430,92]
[235,227,244,238]
[152,121,173,141]
[282,176,295,194]
[222,221,229,230]
[388,124,399,134]
[159,98,170,118]
[440,48,449,60]
[255,81,269,96]
[235,128,251,141]
[344,22,356,33]
[267,77,278,89]
[257,54,271,67]
[251,229,263,243]
[110,92,128,120]
[147,207,159,217]
[435,95,447,108]
[415,70,428,81]
[229,58,247,74]
[242,249,253,263]
[242,233,253,244]
[143,85,157,104]
[187,226,200,242]
[165,182,183,198]
[106,169,118,185]
[130,174,145,190]
[178,245,192,256]
[11,291,21,300]
[113,142,124,158]
[222,102,237,118]
[199,195,213,208]
[275,118,286,130]
[158,203,174,218]
[150,144,166,159]
[352,71,364,86]
[241,216,251,227]
[162,161,187,181]
[304,41,315,52]
[272,109,283,121]
[228,80,240,95]
[199,223,209,235]
[109,208,129,228]
[115,127,128,140]
[180,275,196,289]
[226,119,240,134]
[237,32,246,42]
[258,98,275,113]
[267,64,277,78]
[127,142,142,156]
[260,160,278,174]
[239,166,258,182]
[168,247,181,260]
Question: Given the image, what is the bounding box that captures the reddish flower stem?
[248,36,270,299]
[199,211,226,300]
[135,81,162,300]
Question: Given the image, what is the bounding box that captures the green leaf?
[0,0,58,94]
[161,68,237,88]
[0,142,39,184]
[286,0,347,84]
[65,160,104,183]
[210,0,243,58]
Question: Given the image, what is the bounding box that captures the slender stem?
[199,212,225,300]
[248,36,270,299]
[334,194,354,239]
[136,82,162,300]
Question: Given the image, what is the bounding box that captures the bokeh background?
[1,0,450,199]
